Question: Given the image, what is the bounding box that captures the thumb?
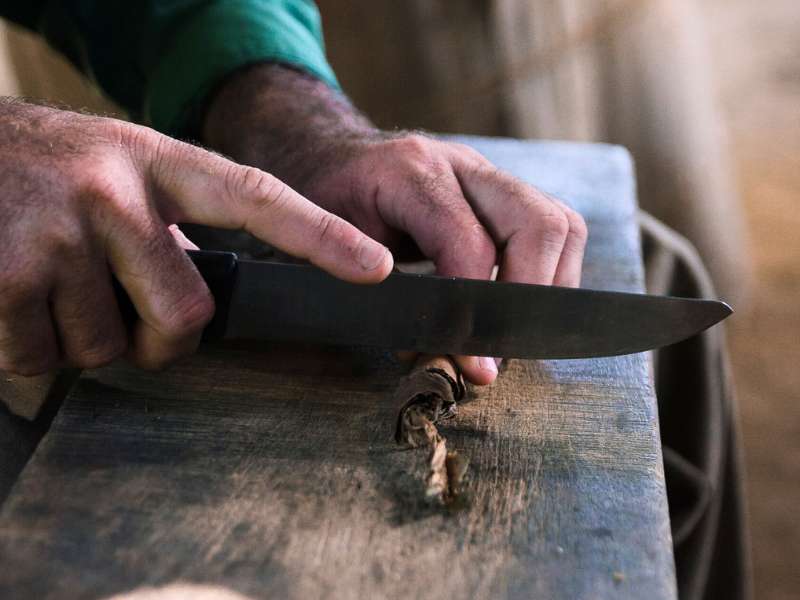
[167,224,200,250]
[144,135,393,283]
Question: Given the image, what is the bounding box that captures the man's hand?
[0,99,392,376]
[203,65,588,385]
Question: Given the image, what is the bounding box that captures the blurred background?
[702,2,800,599]
[0,0,797,598]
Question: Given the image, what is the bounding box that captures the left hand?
[202,65,588,385]
[305,134,588,384]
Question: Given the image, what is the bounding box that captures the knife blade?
[116,250,731,359]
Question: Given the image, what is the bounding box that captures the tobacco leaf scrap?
[394,356,468,505]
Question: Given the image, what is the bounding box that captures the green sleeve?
[0,1,339,137]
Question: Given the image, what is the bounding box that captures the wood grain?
[0,139,676,600]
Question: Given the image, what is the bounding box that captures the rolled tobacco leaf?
[394,355,469,505]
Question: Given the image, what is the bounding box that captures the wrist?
[201,63,385,207]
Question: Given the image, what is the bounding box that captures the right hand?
[0,99,393,375]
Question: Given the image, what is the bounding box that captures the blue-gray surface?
[0,138,677,600]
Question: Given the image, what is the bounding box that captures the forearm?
[201,63,385,213]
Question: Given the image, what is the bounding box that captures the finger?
[551,201,588,288]
[377,163,496,280]
[0,292,60,376]
[375,162,498,384]
[139,133,392,283]
[447,147,580,379]
[51,258,128,369]
[105,213,214,371]
[168,224,199,251]
[499,208,568,285]
[455,355,498,386]
[130,313,204,371]
[448,147,574,286]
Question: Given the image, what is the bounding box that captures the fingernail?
[359,241,388,271]
[479,356,498,375]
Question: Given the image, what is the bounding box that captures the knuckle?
[508,183,578,246]
[118,121,161,156]
[159,287,215,339]
[43,219,89,259]
[514,205,571,255]
[229,166,283,206]
[96,117,131,147]
[392,134,439,171]
[75,163,147,230]
[314,211,354,249]
[451,142,488,166]
[533,207,570,241]
[565,208,588,241]
[396,133,433,156]
[122,123,196,196]
[530,202,570,238]
[461,226,497,267]
[77,162,127,209]
[472,162,500,178]
[143,132,188,188]
[463,222,495,254]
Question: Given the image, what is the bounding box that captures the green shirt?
[0,0,339,137]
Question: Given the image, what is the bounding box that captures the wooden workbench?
[0,138,677,599]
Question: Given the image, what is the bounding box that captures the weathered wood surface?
[0,139,676,600]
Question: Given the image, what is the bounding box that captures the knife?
[111,249,730,360]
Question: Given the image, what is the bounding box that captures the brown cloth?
[640,212,752,600]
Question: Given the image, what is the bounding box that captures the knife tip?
[718,300,734,318]
[704,299,733,328]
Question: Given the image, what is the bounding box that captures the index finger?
[136,131,393,284]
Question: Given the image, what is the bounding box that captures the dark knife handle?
[112,250,239,342]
